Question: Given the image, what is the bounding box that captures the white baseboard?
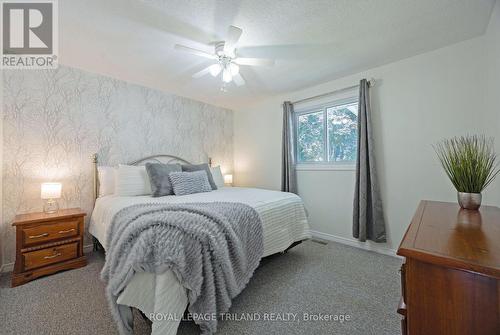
[83,244,94,253]
[0,261,14,273]
[0,244,96,274]
[310,230,400,258]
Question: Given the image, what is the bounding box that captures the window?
[296,97,358,167]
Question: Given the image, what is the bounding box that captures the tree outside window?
[296,99,358,164]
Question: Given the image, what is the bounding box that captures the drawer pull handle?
[58,228,76,234]
[28,233,49,239]
[44,253,62,259]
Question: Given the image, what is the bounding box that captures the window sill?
[295,164,356,171]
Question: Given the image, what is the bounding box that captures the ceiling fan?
[174,25,275,89]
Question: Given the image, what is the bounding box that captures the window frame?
[294,95,359,170]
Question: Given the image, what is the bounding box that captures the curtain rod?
[291,79,375,105]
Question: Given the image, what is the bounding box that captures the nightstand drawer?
[22,219,79,246]
[12,208,87,287]
[23,243,78,270]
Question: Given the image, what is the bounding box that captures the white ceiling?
[60,0,496,110]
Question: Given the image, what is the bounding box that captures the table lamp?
[41,182,61,214]
[224,174,233,186]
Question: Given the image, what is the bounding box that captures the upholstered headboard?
[92,153,212,202]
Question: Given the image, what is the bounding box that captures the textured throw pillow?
[145,163,181,197]
[115,164,152,196]
[210,166,225,189]
[97,166,116,197]
[169,170,212,196]
[181,163,218,190]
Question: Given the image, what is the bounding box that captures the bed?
[88,154,311,335]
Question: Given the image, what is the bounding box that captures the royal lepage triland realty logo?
[1,0,58,69]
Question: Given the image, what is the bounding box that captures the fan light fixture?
[211,57,240,83]
[230,63,239,75]
[222,68,232,83]
[174,25,275,89]
[209,64,222,77]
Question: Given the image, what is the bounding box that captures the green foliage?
[297,103,358,163]
[297,111,324,162]
[327,105,357,161]
[434,135,500,193]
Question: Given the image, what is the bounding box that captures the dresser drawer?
[23,243,78,270]
[22,219,79,247]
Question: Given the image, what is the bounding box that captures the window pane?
[327,102,358,162]
[297,111,324,162]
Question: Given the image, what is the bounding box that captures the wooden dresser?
[397,200,500,335]
[11,208,87,287]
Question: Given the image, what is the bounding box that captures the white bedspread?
[90,187,310,335]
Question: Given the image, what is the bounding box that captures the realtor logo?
[1,0,58,69]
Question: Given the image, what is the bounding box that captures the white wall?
[234,27,500,252]
[486,1,500,208]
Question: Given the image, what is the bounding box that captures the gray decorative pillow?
[145,163,182,197]
[181,163,218,190]
[169,170,212,196]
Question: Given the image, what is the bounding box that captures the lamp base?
[43,199,59,214]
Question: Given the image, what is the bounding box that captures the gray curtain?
[281,101,297,193]
[353,79,386,243]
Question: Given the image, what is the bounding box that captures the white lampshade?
[41,182,62,199]
[209,63,222,77]
[222,68,232,83]
[224,174,233,185]
[229,63,239,75]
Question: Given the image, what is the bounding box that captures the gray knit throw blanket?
[101,202,263,335]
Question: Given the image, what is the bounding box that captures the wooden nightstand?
[11,208,87,287]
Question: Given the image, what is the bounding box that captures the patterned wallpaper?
[1,66,233,265]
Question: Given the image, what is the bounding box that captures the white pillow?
[115,164,152,196]
[210,166,225,189]
[97,166,116,197]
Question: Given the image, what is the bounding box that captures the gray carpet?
[0,240,402,335]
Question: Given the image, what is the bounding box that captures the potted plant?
[434,135,499,210]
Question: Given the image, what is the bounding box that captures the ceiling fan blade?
[234,57,275,66]
[174,44,216,59]
[223,25,243,54]
[192,66,212,79]
[232,73,245,86]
